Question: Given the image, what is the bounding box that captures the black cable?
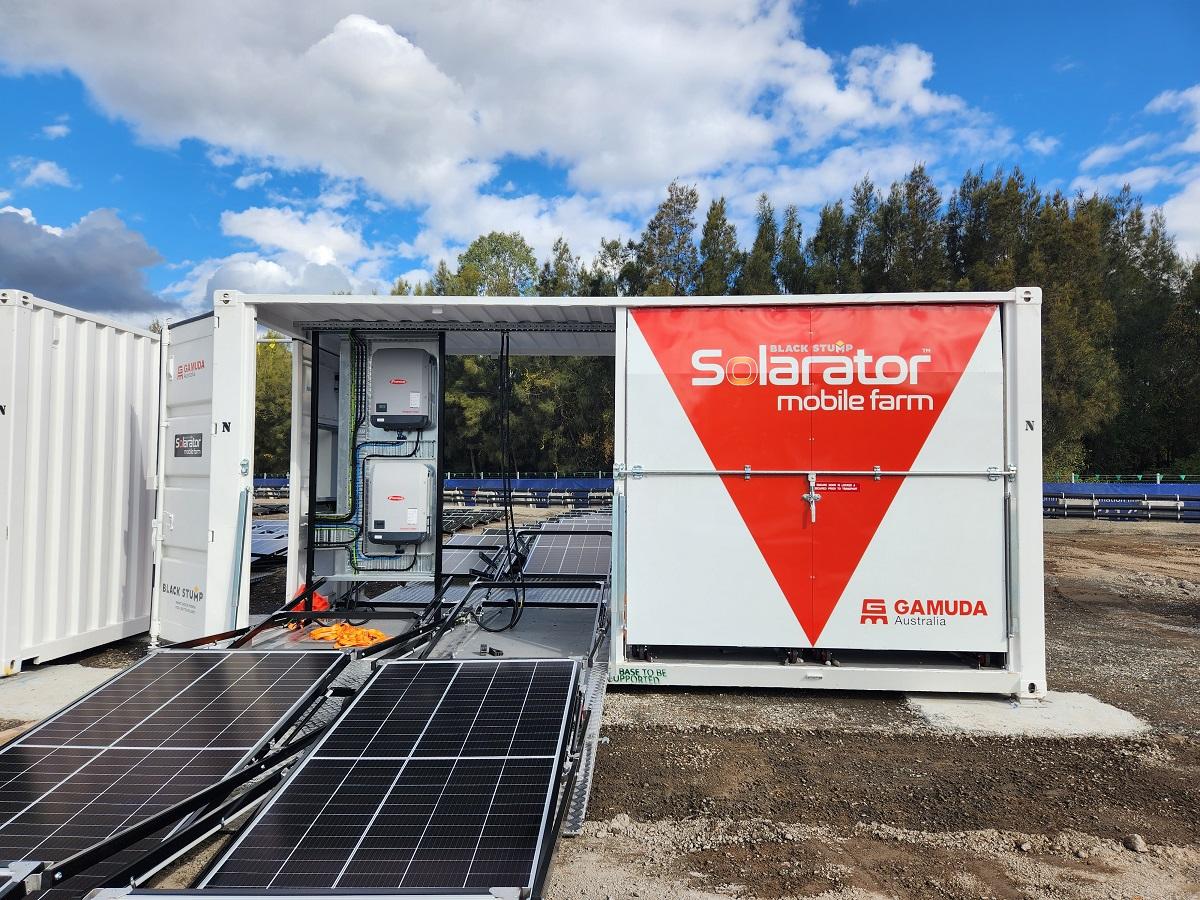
[479,331,525,633]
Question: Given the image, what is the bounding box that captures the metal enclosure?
[366,459,434,545]
[173,288,1045,697]
[369,347,434,430]
[0,290,158,674]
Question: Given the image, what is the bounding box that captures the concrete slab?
[905,690,1149,738]
[0,663,118,723]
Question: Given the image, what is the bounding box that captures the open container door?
[285,337,311,600]
[153,300,258,643]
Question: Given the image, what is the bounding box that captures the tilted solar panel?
[522,533,611,577]
[203,658,578,896]
[0,650,343,873]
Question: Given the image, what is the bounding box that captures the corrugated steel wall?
[0,290,159,674]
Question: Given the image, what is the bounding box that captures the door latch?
[802,472,822,523]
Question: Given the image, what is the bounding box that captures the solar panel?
[439,535,506,576]
[0,651,343,870]
[251,522,288,559]
[522,533,611,577]
[204,659,578,896]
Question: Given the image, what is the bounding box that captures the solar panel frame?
[201,658,579,896]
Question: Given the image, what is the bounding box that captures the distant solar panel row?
[204,659,578,896]
[0,651,342,869]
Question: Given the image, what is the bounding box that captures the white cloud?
[42,123,70,139]
[220,205,376,266]
[1026,132,1059,155]
[0,190,9,203]
[166,203,395,309]
[233,171,271,190]
[1080,135,1154,170]
[1162,176,1200,257]
[164,252,357,309]
[1147,84,1200,153]
[11,157,73,188]
[0,1,986,273]
[0,206,164,311]
[1070,165,1176,195]
[207,148,238,167]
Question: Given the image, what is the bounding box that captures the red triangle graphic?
[633,304,997,645]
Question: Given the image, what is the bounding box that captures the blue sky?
[0,1,1197,322]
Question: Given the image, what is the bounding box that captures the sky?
[0,0,1197,323]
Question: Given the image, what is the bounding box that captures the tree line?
[255,165,1200,478]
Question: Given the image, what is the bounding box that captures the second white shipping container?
[0,289,159,675]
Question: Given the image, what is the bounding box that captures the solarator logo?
[690,346,936,413]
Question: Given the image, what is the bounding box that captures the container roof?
[244,295,619,355]
[223,289,1029,356]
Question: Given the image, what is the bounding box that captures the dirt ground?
[546,520,1200,900]
[6,517,1196,899]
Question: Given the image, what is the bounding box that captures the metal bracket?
[744,464,751,480]
[240,457,250,476]
[630,465,644,480]
[987,466,999,481]
[872,465,881,481]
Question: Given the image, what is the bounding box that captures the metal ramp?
[191,659,581,899]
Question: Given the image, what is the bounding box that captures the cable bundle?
[476,332,526,632]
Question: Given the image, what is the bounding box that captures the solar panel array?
[250,521,289,559]
[0,651,341,868]
[204,659,578,895]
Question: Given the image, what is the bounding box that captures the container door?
[808,304,1008,652]
[156,304,257,642]
[624,307,813,649]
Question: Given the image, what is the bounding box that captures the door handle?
[802,473,821,523]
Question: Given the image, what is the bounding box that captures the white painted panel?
[0,289,158,674]
[624,313,805,647]
[157,314,216,642]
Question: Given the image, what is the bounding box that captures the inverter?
[366,459,434,546]
[370,347,434,430]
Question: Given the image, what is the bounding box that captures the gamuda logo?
[388,494,405,501]
[862,597,989,625]
[176,359,205,379]
[691,347,932,387]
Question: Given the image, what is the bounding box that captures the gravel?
[547,520,1200,899]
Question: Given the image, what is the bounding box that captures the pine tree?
[890,164,949,290]
[806,201,849,294]
[697,198,740,295]
[538,237,582,296]
[776,204,806,294]
[634,181,700,295]
[736,193,778,295]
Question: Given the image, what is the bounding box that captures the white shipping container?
[0,289,159,675]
